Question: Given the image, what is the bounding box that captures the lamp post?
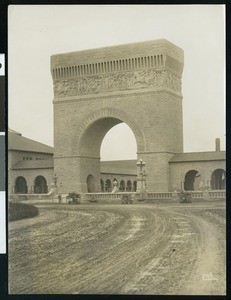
[53,173,58,188]
[137,159,147,201]
[51,173,58,203]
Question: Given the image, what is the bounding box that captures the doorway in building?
[87,174,95,192]
[126,180,132,191]
[211,169,226,190]
[15,176,27,194]
[34,176,48,194]
[184,170,199,191]
[100,179,104,192]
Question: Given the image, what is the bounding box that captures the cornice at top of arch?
[51,39,183,68]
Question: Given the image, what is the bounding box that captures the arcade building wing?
[8,130,225,197]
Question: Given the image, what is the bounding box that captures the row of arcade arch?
[101,179,137,192]
[87,169,226,193]
[14,176,48,194]
[184,168,226,191]
[14,168,226,194]
[86,175,137,193]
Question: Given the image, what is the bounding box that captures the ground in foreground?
[9,201,226,295]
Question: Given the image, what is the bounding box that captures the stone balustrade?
[9,190,226,203]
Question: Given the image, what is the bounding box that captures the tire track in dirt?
[9,205,171,294]
[64,209,170,294]
[9,207,124,293]
[177,211,226,295]
[8,203,226,295]
[121,208,200,294]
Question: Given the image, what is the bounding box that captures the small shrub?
[121,194,133,204]
[67,192,81,204]
[9,202,39,222]
[178,191,192,203]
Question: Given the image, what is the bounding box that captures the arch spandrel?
[71,107,146,155]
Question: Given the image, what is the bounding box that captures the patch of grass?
[9,202,39,222]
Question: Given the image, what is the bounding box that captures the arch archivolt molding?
[72,107,146,154]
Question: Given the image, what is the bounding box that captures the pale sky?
[8,5,225,161]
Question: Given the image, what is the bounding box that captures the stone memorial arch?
[51,39,184,193]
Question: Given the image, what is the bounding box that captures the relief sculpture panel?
[53,69,182,97]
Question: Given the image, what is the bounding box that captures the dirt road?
[9,202,226,295]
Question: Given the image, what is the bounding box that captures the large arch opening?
[100,123,137,161]
[76,114,139,192]
[79,118,139,159]
[15,176,27,194]
[184,170,199,191]
[74,107,145,156]
[67,107,146,193]
[211,169,226,190]
[34,176,48,194]
[100,123,137,193]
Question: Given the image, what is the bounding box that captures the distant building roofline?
[8,129,54,154]
[170,151,226,163]
[8,128,22,136]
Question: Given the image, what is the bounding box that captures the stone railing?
[147,192,173,200]
[187,191,204,199]
[9,189,226,203]
[208,190,226,199]
[9,189,56,202]
[82,190,226,203]
[84,192,138,202]
[186,190,226,200]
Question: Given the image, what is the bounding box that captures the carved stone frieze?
[53,69,181,97]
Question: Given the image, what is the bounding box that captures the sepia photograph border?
[1,1,230,299]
